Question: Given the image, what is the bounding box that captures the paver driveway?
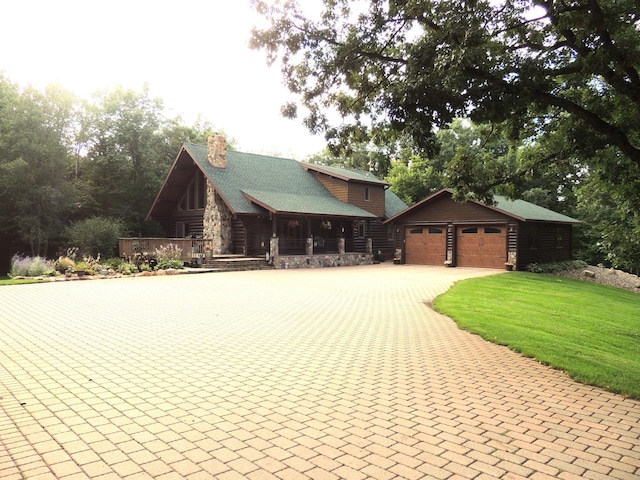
[1,264,639,480]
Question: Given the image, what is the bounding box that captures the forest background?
[0,75,634,274]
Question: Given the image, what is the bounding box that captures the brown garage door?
[456,225,507,269]
[405,226,447,265]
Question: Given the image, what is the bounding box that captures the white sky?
[0,0,327,159]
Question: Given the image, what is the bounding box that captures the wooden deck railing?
[119,238,213,263]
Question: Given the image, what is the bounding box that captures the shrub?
[525,260,588,274]
[118,262,138,275]
[55,256,76,273]
[74,261,91,273]
[10,254,55,277]
[138,263,152,272]
[156,259,184,270]
[102,257,124,269]
[65,217,125,258]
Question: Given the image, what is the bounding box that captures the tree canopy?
[0,75,220,262]
[250,0,640,200]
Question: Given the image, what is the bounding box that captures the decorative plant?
[82,254,102,275]
[74,261,91,273]
[118,262,138,275]
[55,256,76,273]
[154,244,183,262]
[10,254,56,277]
[156,259,184,270]
[152,244,184,269]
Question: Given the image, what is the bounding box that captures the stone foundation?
[203,185,232,254]
[274,253,373,269]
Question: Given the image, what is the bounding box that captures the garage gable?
[388,189,582,270]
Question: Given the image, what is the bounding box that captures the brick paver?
[1,264,639,479]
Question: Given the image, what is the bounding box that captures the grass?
[0,275,47,286]
[434,272,640,399]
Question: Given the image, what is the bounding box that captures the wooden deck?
[119,238,213,264]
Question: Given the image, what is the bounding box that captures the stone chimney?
[207,135,227,168]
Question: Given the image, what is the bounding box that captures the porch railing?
[119,238,213,263]
[279,238,307,255]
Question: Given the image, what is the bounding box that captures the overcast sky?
[1,0,327,159]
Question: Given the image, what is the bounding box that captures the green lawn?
[0,275,47,285]
[434,272,640,399]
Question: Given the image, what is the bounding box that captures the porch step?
[194,256,274,272]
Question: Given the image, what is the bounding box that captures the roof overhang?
[242,189,376,219]
[384,188,582,225]
[302,163,390,186]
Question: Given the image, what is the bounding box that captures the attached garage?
[456,225,507,269]
[404,226,446,265]
[386,189,581,270]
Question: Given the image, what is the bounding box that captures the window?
[176,222,186,238]
[178,171,207,211]
[197,171,207,209]
[556,228,564,249]
[364,186,370,201]
[428,228,443,234]
[409,228,424,234]
[484,227,502,234]
[387,225,394,241]
[461,227,478,234]
[529,226,539,250]
[358,223,366,238]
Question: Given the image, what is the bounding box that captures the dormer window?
[364,186,370,201]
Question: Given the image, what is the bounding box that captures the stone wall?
[274,253,373,269]
[203,185,233,254]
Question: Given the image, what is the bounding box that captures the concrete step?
[193,257,274,272]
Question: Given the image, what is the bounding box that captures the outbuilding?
[386,189,581,270]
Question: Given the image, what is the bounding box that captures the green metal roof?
[183,143,381,218]
[492,195,582,223]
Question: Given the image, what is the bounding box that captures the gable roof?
[386,188,582,224]
[302,163,390,186]
[189,143,401,218]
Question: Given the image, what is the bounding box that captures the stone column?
[306,237,314,256]
[338,238,345,254]
[203,186,232,254]
[366,238,373,254]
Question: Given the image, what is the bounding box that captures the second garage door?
[456,225,507,269]
[405,226,447,265]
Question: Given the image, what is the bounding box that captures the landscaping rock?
[556,265,640,294]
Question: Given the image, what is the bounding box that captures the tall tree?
[307,141,392,179]
[0,77,78,256]
[79,85,171,234]
[250,0,640,201]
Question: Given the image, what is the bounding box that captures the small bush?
[102,257,124,269]
[55,256,76,273]
[10,254,55,277]
[74,261,91,273]
[525,260,588,274]
[65,217,124,258]
[118,262,138,275]
[156,259,184,270]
